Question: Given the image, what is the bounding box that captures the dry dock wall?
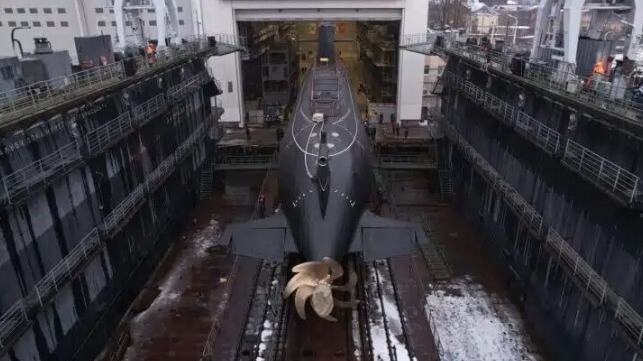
[442,58,642,361]
[0,60,221,361]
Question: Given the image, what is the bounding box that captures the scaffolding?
[443,71,640,206]
[441,120,643,355]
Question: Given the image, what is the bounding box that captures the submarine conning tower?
[317,22,336,65]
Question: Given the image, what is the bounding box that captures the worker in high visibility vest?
[593,60,605,75]
[145,43,155,66]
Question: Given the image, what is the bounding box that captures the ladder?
[419,228,452,281]
[438,168,453,200]
[199,163,215,200]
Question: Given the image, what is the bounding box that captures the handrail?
[132,93,167,126]
[32,229,101,306]
[0,114,216,357]
[445,41,642,122]
[444,71,561,155]
[0,141,82,205]
[0,62,125,123]
[0,301,28,350]
[0,71,218,208]
[562,139,640,204]
[444,71,640,205]
[442,120,643,355]
[0,33,245,125]
[85,113,135,156]
[377,154,437,164]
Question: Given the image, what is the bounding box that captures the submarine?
[220,22,427,321]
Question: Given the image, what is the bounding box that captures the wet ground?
[109,171,266,361]
[387,170,550,361]
[104,163,550,361]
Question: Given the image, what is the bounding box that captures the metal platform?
[399,34,643,125]
[214,153,437,171]
[0,34,245,131]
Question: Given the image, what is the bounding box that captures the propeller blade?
[311,284,334,317]
[295,285,315,320]
[284,272,317,299]
[323,257,344,281]
[292,262,330,280]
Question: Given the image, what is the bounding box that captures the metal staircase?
[199,163,215,200]
[438,169,453,199]
[418,227,452,281]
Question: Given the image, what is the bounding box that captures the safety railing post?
[614,168,621,193]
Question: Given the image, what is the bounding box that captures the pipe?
[11,26,30,59]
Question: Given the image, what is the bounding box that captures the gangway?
[215,154,279,171]
[374,154,437,170]
[214,153,437,171]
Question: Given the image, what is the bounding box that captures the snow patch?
[426,277,543,361]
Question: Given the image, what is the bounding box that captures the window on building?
[424,65,429,74]
[61,21,69,27]
[95,7,103,13]
[147,8,155,13]
[8,21,16,27]
[57,8,66,14]
[111,21,116,26]
[33,21,41,27]
[29,8,37,14]
[20,21,28,27]
[139,20,145,25]
[125,21,132,26]
[149,20,157,26]
[423,89,428,95]
[228,81,233,93]
[46,21,55,27]
[1,66,14,80]
[0,21,3,27]
[178,20,184,25]
[109,8,114,13]
[177,6,183,12]
[4,8,13,14]
[98,20,106,27]
[43,8,52,14]
[17,8,25,14]
[437,65,444,75]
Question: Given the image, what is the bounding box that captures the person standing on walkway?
[258,194,266,218]
[404,126,409,140]
[245,125,251,141]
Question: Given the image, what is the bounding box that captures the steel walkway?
[214,153,437,171]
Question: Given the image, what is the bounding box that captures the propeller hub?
[283,257,358,322]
